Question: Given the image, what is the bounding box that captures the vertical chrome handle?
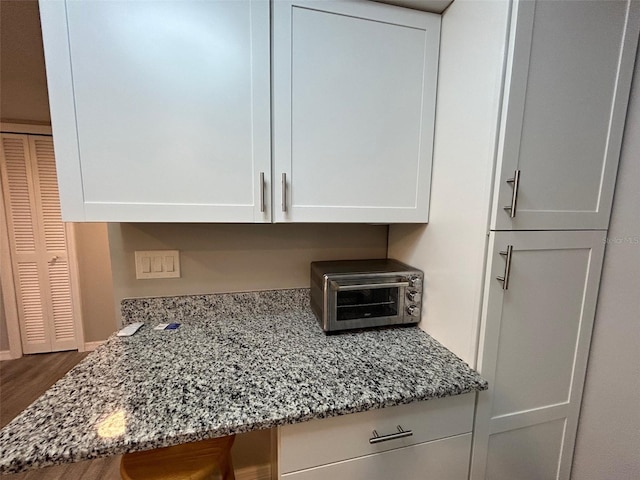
[503,169,521,218]
[259,172,265,213]
[496,245,513,290]
[281,173,287,212]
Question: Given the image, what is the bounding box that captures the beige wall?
[387,0,509,367]
[73,224,117,343]
[0,0,50,124]
[108,222,388,319]
[571,48,640,480]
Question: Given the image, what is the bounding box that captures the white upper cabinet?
[39,0,271,222]
[272,0,440,223]
[491,0,640,231]
[40,0,440,224]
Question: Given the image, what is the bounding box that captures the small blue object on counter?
[0,289,487,474]
[153,322,181,331]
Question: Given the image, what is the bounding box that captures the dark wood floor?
[1,351,122,479]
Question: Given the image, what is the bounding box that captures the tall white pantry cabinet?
[389,1,639,479]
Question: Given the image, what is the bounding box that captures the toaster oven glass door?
[329,279,408,329]
[336,286,399,320]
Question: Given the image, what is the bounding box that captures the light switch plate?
[135,250,180,279]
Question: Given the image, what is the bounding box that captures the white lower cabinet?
[277,394,475,480]
[281,434,472,480]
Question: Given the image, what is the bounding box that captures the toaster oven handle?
[330,281,410,291]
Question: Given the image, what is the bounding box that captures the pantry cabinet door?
[471,230,606,480]
[272,0,439,223]
[491,0,640,231]
[39,0,271,222]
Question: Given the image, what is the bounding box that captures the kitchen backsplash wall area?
[74,223,117,343]
[108,222,388,323]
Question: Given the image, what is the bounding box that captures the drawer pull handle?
[369,426,413,444]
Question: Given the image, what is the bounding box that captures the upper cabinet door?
[272,0,440,223]
[39,0,271,222]
[491,0,640,231]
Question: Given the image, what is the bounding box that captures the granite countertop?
[0,289,487,474]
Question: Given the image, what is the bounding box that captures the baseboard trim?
[0,350,17,361]
[84,341,105,352]
[235,463,272,480]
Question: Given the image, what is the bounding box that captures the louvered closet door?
[0,133,77,353]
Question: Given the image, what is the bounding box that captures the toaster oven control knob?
[407,305,421,317]
[408,276,422,288]
[406,290,422,303]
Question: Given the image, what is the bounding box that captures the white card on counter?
[117,322,144,336]
[154,323,169,330]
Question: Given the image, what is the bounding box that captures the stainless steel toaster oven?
[310,259,423,332]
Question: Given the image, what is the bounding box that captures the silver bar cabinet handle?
[259,172,265,213]
[281,173,287,212]
[503,169,521,218]
[369,426,413,445]
[496,245,513,290]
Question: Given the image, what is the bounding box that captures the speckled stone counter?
[0,289,487,474]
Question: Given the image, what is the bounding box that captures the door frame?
[0,183,22,360]
[0,123,85,357]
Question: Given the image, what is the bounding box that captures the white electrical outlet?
[135,250,180,279]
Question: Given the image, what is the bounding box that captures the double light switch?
[135,250,180,279]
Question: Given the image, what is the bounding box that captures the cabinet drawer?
[278,393,474,474]
[281,433,472,480]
